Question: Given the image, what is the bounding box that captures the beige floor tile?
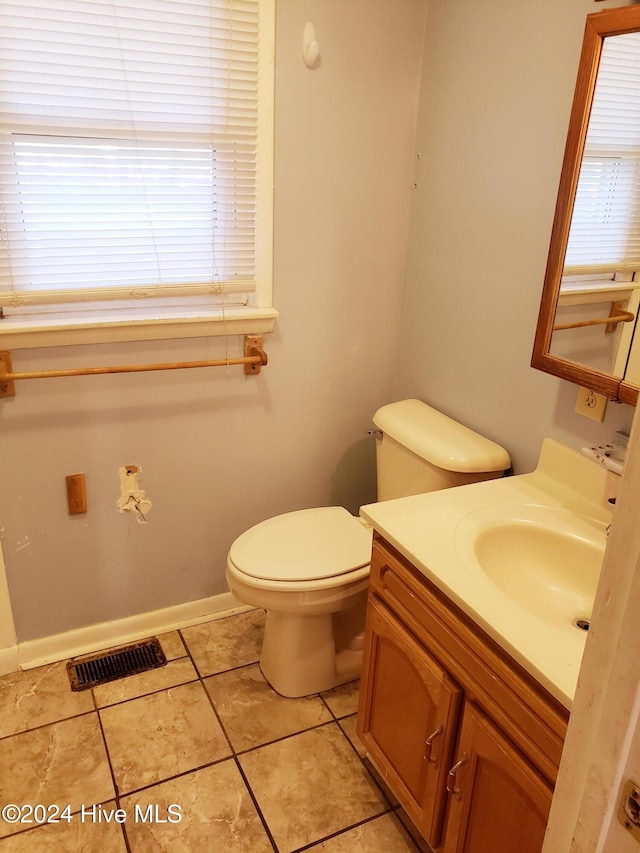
[157,631,186,661]
[338,715,366,758]
[239,723,388,853]
[100,681,230,794]
[181,610,265,676]
[308,813,417,851]
[122,760,272,853]
[204,664,332,751]
[0,661,95,739]
[322,680,361,718]
[0,813,127,852]
[93,658,198,708]
[0,714,114,839]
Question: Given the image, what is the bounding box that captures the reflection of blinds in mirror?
[564,32,640,273]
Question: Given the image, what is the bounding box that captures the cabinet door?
[357,598,461,848]
[443,702,553,853]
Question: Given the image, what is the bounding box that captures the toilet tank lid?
[372,399,511,474]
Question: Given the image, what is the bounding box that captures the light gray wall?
[0,0,426,643]
[393,0,635,474]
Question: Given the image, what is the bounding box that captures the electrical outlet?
[575,386,608,422]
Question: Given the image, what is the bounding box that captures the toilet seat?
[228,506,372,583]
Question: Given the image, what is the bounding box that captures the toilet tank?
[372,399,511,502]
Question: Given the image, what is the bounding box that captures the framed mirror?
[532,6,640,406]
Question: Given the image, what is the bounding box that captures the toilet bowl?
[226,506,371,697]
[226,399,511,698]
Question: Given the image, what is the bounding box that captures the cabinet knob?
[446,754,469,797]
[423,725,443,763]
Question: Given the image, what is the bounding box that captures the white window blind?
[564,31,640,275]
[0,0,273,312]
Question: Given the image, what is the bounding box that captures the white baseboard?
[0,591,251,675]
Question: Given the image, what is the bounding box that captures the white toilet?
[226,399,510,697]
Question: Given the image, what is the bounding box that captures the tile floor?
[0,609,421,852]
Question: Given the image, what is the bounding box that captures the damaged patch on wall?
[117,464,152,523]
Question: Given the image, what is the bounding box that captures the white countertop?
[360,439,615,709]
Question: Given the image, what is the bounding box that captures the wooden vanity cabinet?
[357,534,569,852]
[442,702,552,853]
[360,597,462,846]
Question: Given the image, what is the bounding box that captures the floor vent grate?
[67,638,167,691]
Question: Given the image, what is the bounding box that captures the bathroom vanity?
[357,439,615,851]
[357,534,567,851]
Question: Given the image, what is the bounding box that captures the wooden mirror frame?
[531,6,640,406]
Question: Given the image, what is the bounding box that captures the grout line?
[335,715,365,760]
[181,627,279,852]
[177,627,205,680]
[92,688,133,853]
[233,717,339,758]
[93,673,200,711]
[197,656,361,758]
[193,659,236,758]
[0,707,97,743]
[115,755,236,800]
[233,756,280,853]
[289,808,400,853]
[193,658,268,682]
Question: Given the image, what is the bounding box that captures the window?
[0,0,276,348]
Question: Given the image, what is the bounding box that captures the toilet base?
[259,604,365,698]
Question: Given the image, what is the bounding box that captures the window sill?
[0,304,279,350]
[558,281,639,307]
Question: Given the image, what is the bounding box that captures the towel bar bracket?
[0,350,15,397]
[606,301,630,334]
[244,334,267,374]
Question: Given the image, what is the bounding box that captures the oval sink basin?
[455,505,606,629]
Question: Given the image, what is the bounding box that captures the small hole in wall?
[125,465,138,475]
